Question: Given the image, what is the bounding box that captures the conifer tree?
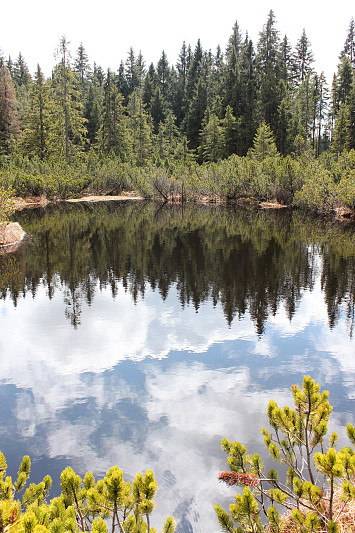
[294,29,314,84]
[50,36,87,162]
[337,55,354,106]
[154,110,182,161]
[116,60,129,100]
[0,450,176,533]
[342,18,355,68]
[150,87,166,133]
[125,48,141,95]
[186,76,207,151]
[127,89,152,165]
[13,52,32,87]
[238,35,258,154]
[256,11,282,136]
[200,112,223,162]
[333,103,351,152]
[186,39,203,104]
[221,105,238,158]
[157,51,170,97]
[175,42,189,126]
[0,63,20,154]
[249,122,278,161]
[142,63,157,108]
[279,35,296,88]
[215,376,355,533]
[74,43,92,86]
[99,69,129,159]
[20,64,51,160]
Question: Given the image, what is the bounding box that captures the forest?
[0,10,355,213]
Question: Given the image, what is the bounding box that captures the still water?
[0,201,354,532]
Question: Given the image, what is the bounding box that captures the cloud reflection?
[0,276,354,532]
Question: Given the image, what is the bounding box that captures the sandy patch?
[260,200,288,209]
[66,194,144,203]
[13,195,50,210]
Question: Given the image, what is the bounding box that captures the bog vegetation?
[0,451,175,533]
[216,376,355,532]
[0,13,355,213]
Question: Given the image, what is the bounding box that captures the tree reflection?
[2,202,355,336]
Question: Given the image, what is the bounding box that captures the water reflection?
[3,201,355,335]
[0,202,354,533]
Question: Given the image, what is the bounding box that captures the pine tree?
[0,450,176,533]
[186,39,203,104]
[154,110,182,161]
[215,376,355,533]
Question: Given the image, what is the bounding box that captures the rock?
[0,222,26,248]
[335,206,355,220]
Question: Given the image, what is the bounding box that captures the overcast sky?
[1,0,354,83]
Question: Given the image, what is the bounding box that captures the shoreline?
[11,194,355,222]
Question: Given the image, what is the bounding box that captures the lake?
[0,201,354,532]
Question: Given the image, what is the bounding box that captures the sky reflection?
[0,271,354,532]
[0,203,354,532]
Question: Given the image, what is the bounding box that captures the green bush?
[215,376,355,533]
[0,452,175,533]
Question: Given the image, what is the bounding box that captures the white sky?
[1,0,354,83]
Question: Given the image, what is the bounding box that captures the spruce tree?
[342,18,355,68]
[99,69,130,159]
[127,89,152,165]
[186,76,207,151]
[294,29,314,84]
[50,36,87,162]
[249,122,278,161]
[13,52,31,87]
[256,11,282,136]
[74,43,92,86]
[157,51,170,97]
[0,63,20,154]
[199,112,223,162]
[20,64,51,160]
[221,105,238,158]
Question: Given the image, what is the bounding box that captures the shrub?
[215,376,355,533]
[0,452,175,533]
